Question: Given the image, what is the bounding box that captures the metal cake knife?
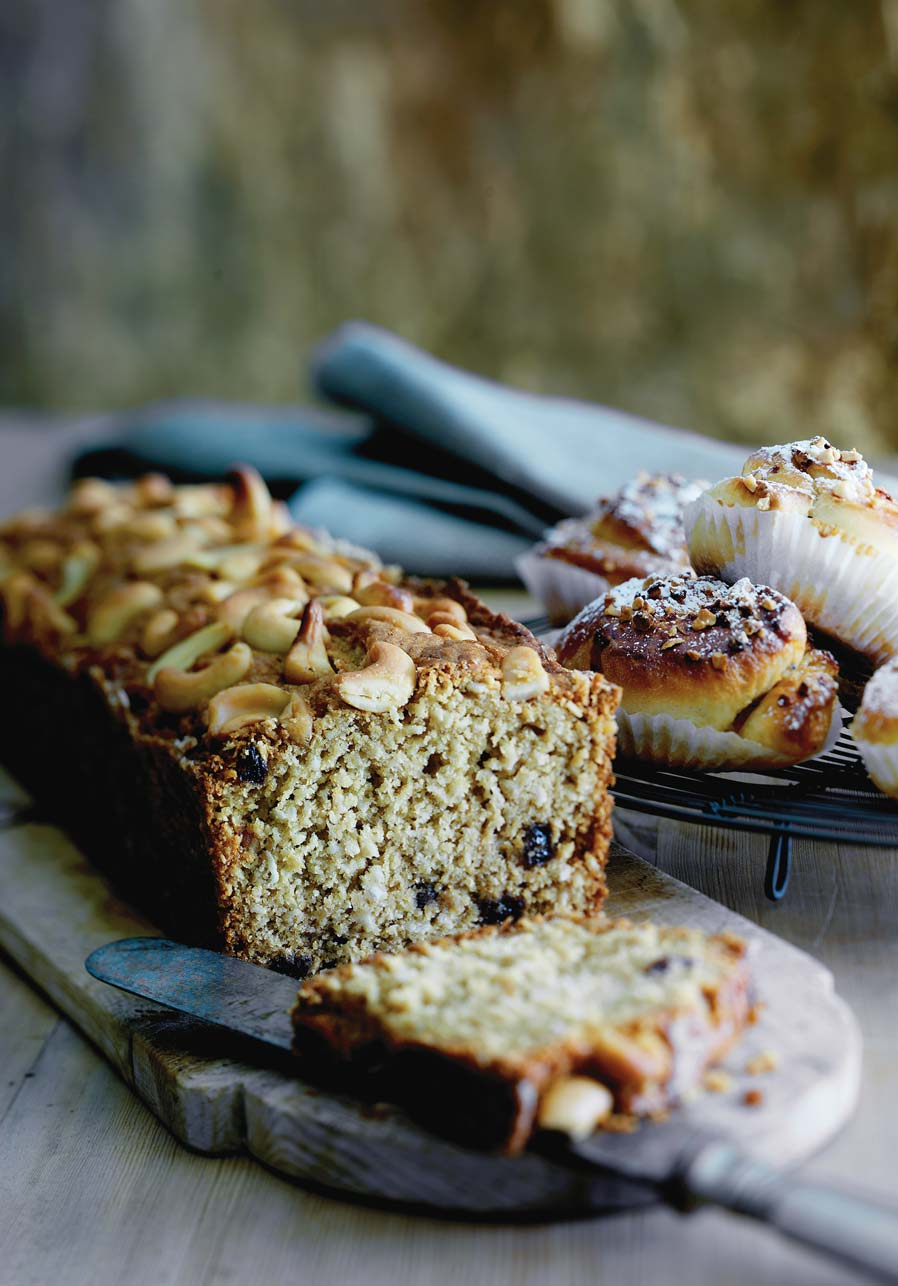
[86,936,898,1284]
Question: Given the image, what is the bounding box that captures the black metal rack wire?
[525,616,898,900]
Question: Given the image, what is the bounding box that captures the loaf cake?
[557,573,840,769]
[0,468,619,973]
[685,437,898,666]
[291,915,751,1152]
[518,473,706,624]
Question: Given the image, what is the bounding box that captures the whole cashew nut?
[228,464,274,542]
[217,587,271,632]
[146,620,234,684]
[54,541,101,607]
[354,578,415,612]
[87,581,164,647]
[279,691,314,744]
[241,597,304,654]
[140,608,181,658]
[154,642,253,713]
[335,641,417,713]
[283,600,333,683]
[206,682,290,735]
[131,531,204,575]
[433,621,478,642]
[345,606,431,634]
[501,646,550,701]
[314,594,360,620]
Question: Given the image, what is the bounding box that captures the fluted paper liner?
[515,549,610,624]
[684,493,898,667]
[617,704,842,772]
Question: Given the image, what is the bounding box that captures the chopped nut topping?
[685,649,701,662]
[756,496,771,511]
[691,607,717,630]
[760,597,777,612]
[703,1069,733,1094]
[710,651,726,670]
[740,473,758,493]
[660,637,680,651]
[745,1050,778,1075]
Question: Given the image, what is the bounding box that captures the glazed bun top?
[695,437,898,557]
[541,473,706,582]
[557,573,808,729]
[741,438,876,505]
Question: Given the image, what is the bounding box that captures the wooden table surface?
[2,417,897,1286]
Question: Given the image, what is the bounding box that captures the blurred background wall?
[3,0,898,451]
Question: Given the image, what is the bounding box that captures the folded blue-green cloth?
[73,322,746,581]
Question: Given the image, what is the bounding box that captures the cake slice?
[291,916,751,1152]
[0,469,618,974]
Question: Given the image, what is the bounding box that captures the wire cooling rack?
[525,616,898,900]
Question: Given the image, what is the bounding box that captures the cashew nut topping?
[217,587,271,632]
[537,1077,613,1140]
[280,691,314,743]
[87,581,165,647]
[283,600,333,683]
[417,596,467,625]
[54,541,101,607]
[120,511,178,542]
[433,622,478,642]
[1,572,40,635]
[228,464,273,542]
[345,606,431,634]
[67,477,119,515]
[130,531,204,575]
[154,641,252,713]
[19,539,62,574]
[501,645,550,701]
[196,578,239,604]
[241,597,304,654]
[206,682,290,736]
[252,565,308,601]
[146,620,234,684]
[270,551,353,593]
[133,472,175,507]
[140,608,181,658]
[354,578,415,612]
[186,542,266,583]
[428,612,477,638]
[335,641,417,713]
[314,594,360,620]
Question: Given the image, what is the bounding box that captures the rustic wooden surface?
[2,420,897,1284]
[0,803,861,1215]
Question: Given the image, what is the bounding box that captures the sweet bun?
[557,573,840,769]
[517,473,705,624]
[852,659,898,797]
[684,437,898,666]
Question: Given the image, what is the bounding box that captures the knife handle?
[684,1141,898,1284]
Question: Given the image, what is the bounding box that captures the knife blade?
[86,937,898,1284]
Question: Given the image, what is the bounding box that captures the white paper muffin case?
[515,549,611,625]
[684,493,898,667]
[616,704,842,773]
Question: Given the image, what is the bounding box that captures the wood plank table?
[2,418,897,1285]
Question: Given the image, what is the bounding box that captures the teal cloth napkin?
[74,322,746,581]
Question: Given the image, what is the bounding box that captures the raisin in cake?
[0,468,619,973]
[291,916,750,1152]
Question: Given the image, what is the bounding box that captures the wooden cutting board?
[0,768,860,1217]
